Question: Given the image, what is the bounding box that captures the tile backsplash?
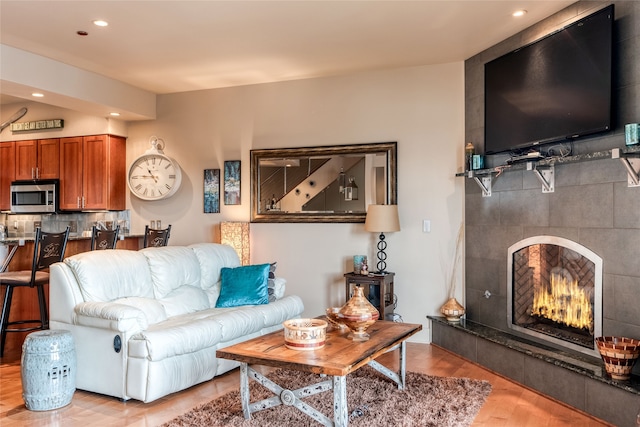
[0,210,130,237]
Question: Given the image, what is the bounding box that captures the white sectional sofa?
[49,243,304,403]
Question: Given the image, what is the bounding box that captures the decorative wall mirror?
[251,142,397,223]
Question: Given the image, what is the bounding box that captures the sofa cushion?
[213,296,305,342]
[64,250,155,302]
[189,243,240,292]
[215,264,269,308]
[130,296,305,360]
[158,285,210,317]
[140,247,202,299]
[129,316,224,361]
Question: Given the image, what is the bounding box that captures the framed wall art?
[204,169,220,213]
[224,160,241,205]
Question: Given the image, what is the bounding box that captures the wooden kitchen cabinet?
[0,141,16,210]
[15,139,59,180]
[59,134,126,211]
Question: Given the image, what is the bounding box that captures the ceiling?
[0,1,577,118]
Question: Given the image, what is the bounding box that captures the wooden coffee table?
[216,319,422,427]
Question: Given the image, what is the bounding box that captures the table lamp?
[364,204,400,273]
[221,222,250,265]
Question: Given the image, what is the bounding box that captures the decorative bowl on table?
[283,318,327,351]
[325,307,350,331]
[337,286,379,342]
[595,336,640,380]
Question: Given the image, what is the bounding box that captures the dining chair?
[0,226,70,356]
[143,224,171,248]
[90,225,120,250]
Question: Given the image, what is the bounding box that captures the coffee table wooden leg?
[240,363,251,419]
[333,375,348,427]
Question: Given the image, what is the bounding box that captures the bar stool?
[143,224,171,248]
[90,225,120,250]
[0,227,70,356]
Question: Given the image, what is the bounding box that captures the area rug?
[163,365,492,427]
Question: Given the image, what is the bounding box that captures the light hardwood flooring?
[0,343,610,426]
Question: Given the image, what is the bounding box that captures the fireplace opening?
[507,236,602,356]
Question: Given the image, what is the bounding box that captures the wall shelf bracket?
[612,148,640,187]
[527,162,554,193]
[468,171,492,197]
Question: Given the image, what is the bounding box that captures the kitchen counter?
[1,233,144,244]
[1,234,145,271]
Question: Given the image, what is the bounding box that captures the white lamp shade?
[364,205,400,233]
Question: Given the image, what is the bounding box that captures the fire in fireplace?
[507,236,602,356]
[531,271,592,331]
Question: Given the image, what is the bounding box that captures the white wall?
[1,63,465,342]
[0,101,128,140]
[126,63,465,342]
[1,44,156,121]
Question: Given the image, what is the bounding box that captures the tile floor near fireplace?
[429,316,640,427]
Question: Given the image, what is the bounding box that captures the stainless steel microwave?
[10,179,59,213]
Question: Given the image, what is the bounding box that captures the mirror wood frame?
[250,142,397,223]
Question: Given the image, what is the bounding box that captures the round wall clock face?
[128,153,182,200]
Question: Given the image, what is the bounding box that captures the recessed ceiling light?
[109,112,120,117]
[32,93,44,98]
[513,10,527,17]
[93,20,108,27]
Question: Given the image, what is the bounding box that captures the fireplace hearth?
[507,236,602,356]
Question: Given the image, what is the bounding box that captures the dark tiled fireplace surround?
[431,1,640,426]
[430,318,639,426]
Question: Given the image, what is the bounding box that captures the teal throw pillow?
[216,263,270,308]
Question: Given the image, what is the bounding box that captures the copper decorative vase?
[338,286,379,341]
[441,297,465,322]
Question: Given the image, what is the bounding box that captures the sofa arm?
[50,262,87,325]
[74,302,149,333]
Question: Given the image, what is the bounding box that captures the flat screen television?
[484,5,614,155]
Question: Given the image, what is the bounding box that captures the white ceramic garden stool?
[21,329,76,411]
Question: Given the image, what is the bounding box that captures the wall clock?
[128,136,182,200]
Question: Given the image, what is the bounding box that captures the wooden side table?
[344,272,395,320]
